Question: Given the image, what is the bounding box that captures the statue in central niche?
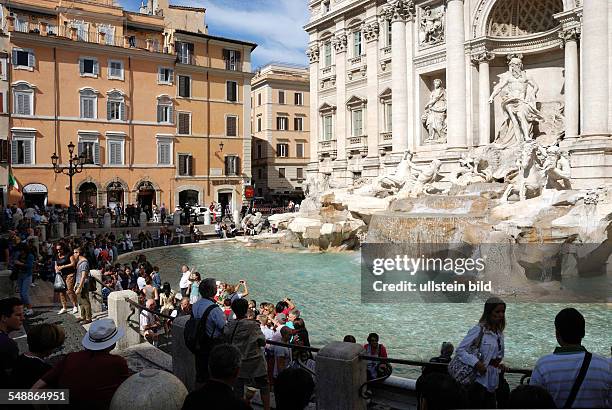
[489,54,544,146]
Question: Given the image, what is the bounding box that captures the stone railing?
[318,139,338,160]
[378,131,392,155]
[347,135,368,159]
[320,64,336,78]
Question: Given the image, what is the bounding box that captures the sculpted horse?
[501,142,548,202]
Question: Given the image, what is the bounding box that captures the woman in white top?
[456,296,507,408]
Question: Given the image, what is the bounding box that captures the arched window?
[156,95,174,124]
[107,90,125,121]
[79,87,98,119]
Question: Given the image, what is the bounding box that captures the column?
[333,31,348,163]
[560,28,580,139]
[581,0,609,136]
[472,51,494,146]
[365,21,380,159]
[446,0,467,148]
[391,11,408,153]
[306,43,320,170]
[405,17,416,151]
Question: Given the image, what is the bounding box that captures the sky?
[119,0,310,69]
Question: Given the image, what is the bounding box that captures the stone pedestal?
[173,211,181,226]
[171,315,197,392]
[204,210,211,225]
[69,222,77,237]
[110,369,188,410]
[316,341,367,410]
[139,212,147,227]
[104,212,112,230]
[90,270,103,315]
[108,290,140,351]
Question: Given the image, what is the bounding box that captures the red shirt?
[42,350,131,409]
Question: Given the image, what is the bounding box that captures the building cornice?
[175,63,255,80]
[304,0,372,32]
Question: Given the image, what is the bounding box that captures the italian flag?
[8,172,20,193]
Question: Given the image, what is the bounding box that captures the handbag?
[53,273,67,292]
[448,325,485,385]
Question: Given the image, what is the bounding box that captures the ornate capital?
[306,45,320,64]
[363,22,380,42]
[471,50,495,65]
[558,27,580,48]
[382,0,415,23]
[331,33,348,53]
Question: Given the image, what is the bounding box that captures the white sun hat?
[82,319,125,351]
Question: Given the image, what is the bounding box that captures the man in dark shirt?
[0,297,24,388]
[182,343,252,410]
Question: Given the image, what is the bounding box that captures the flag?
[8,172,20,192]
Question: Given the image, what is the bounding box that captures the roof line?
[174,29,257,50]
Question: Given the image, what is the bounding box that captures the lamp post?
[51,141,86,228]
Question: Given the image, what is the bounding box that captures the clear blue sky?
[118,0,309,69]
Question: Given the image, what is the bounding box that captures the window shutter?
[28,51,35,68]
[157,105,162,122]
[78,142,84,157]
[224,156,229,175]
[120,102,126,121]
[93,60,99,75]
[79,58,84,74]
[222,49,229,60]
[157,144,162,164]
[236,51,241,62]
[168,105,174,124]
[23,140,32,164]
[107,100,112,120]
[169,69,174,84]
[158,68,163,82]
[11,140,18,164]
[188,155,193,176]
[179,155,186,175]
[23,94,31,115]
[235,156,240,175]
[94,142,100,164]
[178,76,184,95]
[12,49,18,65]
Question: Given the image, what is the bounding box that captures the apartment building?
[0,30,8,206]
[251,64,309,202]
[4,0,256,213]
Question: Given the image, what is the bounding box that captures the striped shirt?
[530,347,611,409]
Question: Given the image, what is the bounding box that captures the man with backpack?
[186,278,226,382]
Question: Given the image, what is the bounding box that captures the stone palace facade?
[305,0,611,189]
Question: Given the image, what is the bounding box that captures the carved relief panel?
[418,3,445,48]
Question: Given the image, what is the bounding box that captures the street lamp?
[218,142,224,152]
[52,141,86,225]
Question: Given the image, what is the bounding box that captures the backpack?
[184,303,220,354]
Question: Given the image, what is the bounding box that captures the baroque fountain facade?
[243,0,611,301]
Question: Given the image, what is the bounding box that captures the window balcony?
[347,135,368,159]
[320,64,335,78]
[318,139,337,160]
[378,131,392,155]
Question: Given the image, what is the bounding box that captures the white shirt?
[456,324,504,392]
[139,310,156,331]
[179,270,191,289]
[137,276,146,290]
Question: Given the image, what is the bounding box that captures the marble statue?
[420,6,444,45]
[355,151,418,197]
[401,158,443,197]
[489,55,544,145]
[501,141,548,202]
[422,79,447,143]
[544,146,571,190]
[452,153,492,186]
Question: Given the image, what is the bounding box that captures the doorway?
[218,192,232,217]
[78,182,98,208]
[179,190,199,207]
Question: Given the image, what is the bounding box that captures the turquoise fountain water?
[141,242,610,372]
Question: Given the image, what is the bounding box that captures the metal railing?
[125,297,174,351]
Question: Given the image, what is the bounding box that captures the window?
[294,117,303,131]
[79,57,99,77]
[324,42,332,67]
[352,109,363,136]
[11,135,34,165]
[226,116,238,137]
[279,91,285,105]
[12,48,35,69]
[353,30,362,57]
[107,91,126,121]
[176,41,194,65]
[323,1,330,13]
[108,60,123,80]
[276,117,288,131]
[225,155,240,175]
[157,96,174,124]
[107,139,123,165]
[297,168,304,180]
[226,81,238,102]
[158,67,174,85]
[79,89,97,119]
[178,154,193,176]
[258,168,262,179]
[0,92,3,114]
[257,117,262,132]
[276,143,289,158]
[157,139,172,165]
[257,143,262,159]
[73,21,88,41]
[98,24,115,45]
[387,20,392,47]
[278,168,285,178]
[294,92,303,106]
[178,75,191,98]
[78,138,100,165]
[0,140,9,163]
[177,112,191,135]
[385,102,392,131]
[323,115,333,140]
[223,49,241,71]
[13,83,34,116]
[296,143,304,158]
[257,93,262,106]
